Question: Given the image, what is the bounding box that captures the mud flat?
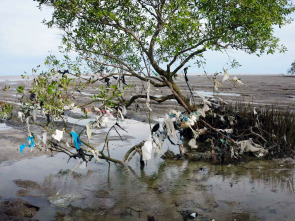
[1,74,295,220]
[1,74,295,163]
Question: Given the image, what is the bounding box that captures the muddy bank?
[1,74,295,119]
[0,198,39,220]
[1,74,295,163]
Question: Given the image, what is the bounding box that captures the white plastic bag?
[142,137,153,161]
[18,112,24,122]
[222,70,229,82]
[52,129,64,141]
[122,106,127,115]
[86,124,92,141]
[152,134,163,153]
[42,132,47,145]
[188,138,198,149]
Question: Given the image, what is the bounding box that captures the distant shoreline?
[0,73,291,81]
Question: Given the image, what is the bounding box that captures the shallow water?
[194,90,241,97]
[1,117,295,220]
[0,123,11,131]
[1,151,295,220]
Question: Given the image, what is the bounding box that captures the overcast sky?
[0,0,295,76]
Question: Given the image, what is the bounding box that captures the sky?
[0,0,295,76]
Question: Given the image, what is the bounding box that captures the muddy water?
[1,153,295,220]
[0,117,295,220]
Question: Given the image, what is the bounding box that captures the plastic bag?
[222,71,229,82]
[142,137,153,161]
[188,138,198,149]
[238,140,268,157]
[52,129,64,141]
[86,124,92,141]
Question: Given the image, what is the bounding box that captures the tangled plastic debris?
[237,140,268,157]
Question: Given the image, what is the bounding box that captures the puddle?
[194,90,241,97]
[0,123,11,131]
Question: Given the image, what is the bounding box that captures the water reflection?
[1,152,295,220]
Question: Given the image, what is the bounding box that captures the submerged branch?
[122,141,144,163]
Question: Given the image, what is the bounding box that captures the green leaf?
[17,86,24,94]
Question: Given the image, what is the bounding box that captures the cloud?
[0,0,64,75]
[0,0,61,58]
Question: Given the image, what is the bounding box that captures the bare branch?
[100,150,123,164]
[82,56,163,84]
[125,94,175,108]
[165,80,191,112]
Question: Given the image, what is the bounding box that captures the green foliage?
[91,84,129,108]
[288,60,295,74]
[35,0,294,77]
[19,70,74,120]
[17,86,24,94]
[17,56,79,120]
[0,102,14,120]
[17,55,127,123]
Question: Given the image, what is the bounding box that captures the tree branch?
[125,94,175,108]
[165,80,191,112]
[99,52,166,87]
[82,57,133,74]
[137,0,158,19]
[100,19,167,76]
[172,47,207,75]
[122,141,144,163]
[148,21,166,75]
[104,20,149,55]
[167,38,213,71]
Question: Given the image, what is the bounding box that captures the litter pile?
[141,102,295,164]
